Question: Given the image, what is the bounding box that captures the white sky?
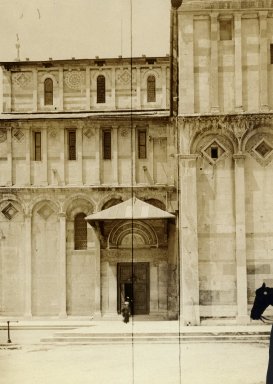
[0,0,171,62]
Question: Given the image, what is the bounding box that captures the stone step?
[41,331,271,344]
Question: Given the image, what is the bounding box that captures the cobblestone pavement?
[0,341,269,384]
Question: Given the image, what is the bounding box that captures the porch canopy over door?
[85,197,175,222]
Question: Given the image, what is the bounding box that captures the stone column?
[77,127,83,184]
[259,11,269,112]
[234,13,243,112]
[32,69,38,112]
[94,126,101,184]
[6,127,12,186]
[150,263,159,314]
[131,125,136,185]
[86,67,91,110]
[158,261,168,314]
[5,71,12,112]
[94,230,101,317]
[108,263,117,315]
[111,68,116,108]
[59,68,64,110]
[42,128,48,185]
[210,13,220,113]
[179,14,194,114]
[60,127,65,185]
[101,261,109,315]
[59,213,67,318]
[136,67,141,109]
[25,127,31,185]
[233,154,248,324]
[112,126,118,184]
[162,66,167,109]
[179,154,200,325]
[24,213,32,318]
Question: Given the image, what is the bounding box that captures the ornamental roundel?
[64,71,84,90]
[0,129,7,143]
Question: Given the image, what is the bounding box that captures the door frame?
[117,262,150,315]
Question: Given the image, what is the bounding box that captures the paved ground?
[0,320,270,384]
[0,342,268,384]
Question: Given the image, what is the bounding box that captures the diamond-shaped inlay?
[201,138,228,164]
[38,204,54,220]
[2,203,18,220]
[14,72,31,88]
[253,139,273,159]
[13,128,24,142]
[84,128,94,139]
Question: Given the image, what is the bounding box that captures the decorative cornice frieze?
[179,113,273,139]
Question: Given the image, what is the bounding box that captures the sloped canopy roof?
[85,198,175,221]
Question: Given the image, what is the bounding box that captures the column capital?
[24,213,32,220]
[210,12,219,20]
[259,10,268,19]
[233,154,246,160]
[58,212,66,219]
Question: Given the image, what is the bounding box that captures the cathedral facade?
[1,0,273,324]
[0,56,179,319]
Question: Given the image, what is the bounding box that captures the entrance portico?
[86,197,177,319]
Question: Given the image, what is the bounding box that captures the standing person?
[121,297,130,323]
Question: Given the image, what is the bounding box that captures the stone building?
[177,0,273,324]
[0,56,179,319]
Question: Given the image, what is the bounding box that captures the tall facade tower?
[177,0,273,324]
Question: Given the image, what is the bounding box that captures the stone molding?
[180,0,273,11]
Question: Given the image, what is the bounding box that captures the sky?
[0,0,171,62]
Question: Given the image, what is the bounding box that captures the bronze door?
[117,262,150,315]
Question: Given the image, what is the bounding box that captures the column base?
[59,312,67,319]
[93,311,102,320]
[180,304,200,326]
[23,312,32,319]
[236,315,250,325]
[101,312,120,320]
[210,106,220,114]
[260,105,270,112]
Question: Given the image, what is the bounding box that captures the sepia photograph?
[0,0,272,383]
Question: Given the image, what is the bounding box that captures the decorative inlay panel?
[37,204,55,220]
[13,128,24,142]
[64,71,84,90]
[0,129,7,143]
[248,136,273,166]
[84,128,95,139]
[2,203,18,220]
[13,72,32,88]
[201,137,230,165]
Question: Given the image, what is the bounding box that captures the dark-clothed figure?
[250,283,273,384]
[121,298,130,324]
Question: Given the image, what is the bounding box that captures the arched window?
[44,78,53,105]
[147,75,156,102]
[74,213,87,250]
[97,75,106,103]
